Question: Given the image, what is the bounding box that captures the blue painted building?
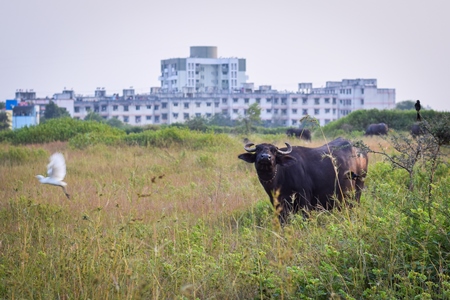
[12,105,40,129]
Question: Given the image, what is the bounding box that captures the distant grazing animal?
[36,152,70,199]
[365,123,389,136]
[286,128,312,142]
[238,137,368,225]
[415,100,422,121]
[410,123,425,138]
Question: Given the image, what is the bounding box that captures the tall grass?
[1,135,449,299]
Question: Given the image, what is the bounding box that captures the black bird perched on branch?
[415,100,422,121]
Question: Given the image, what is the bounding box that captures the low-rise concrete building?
[11,77,395,127]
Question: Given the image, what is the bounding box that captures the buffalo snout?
[259,153,272,160]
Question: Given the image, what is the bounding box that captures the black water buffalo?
[365,123,388,136]
[238,137,368,224]
[410,123,425,137]
[286,128,312,142]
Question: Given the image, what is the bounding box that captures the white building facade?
[159,46,248,93]
[12,78,395,127]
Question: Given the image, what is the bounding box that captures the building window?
[173,102,178,107]
[184,103,189,108]
[314,98,320,105]
[292,120,297,125]
[361,88,364,94]
[206,102,211,107]
[292,98,298,103]
[146,105,151,109]
[333,109,336,114]
[195,113,201,117]
[274,109,279,114]
[233,98,238,103]
[162,113,168,120]
[302,98,307,104]
[302,109,308,115]
[222,109,228,114]
[281,98,287,105]
[74,107,80,113]
[361,99,364,105]
[244,98,249,104]
[222,98,227,104]
[173,113,178,118]
[332,98,336,104]
[214,102,219,107]
[94,106,99,112]
[136,105,140,111]
[325,119,331,124]
[244,109,247,115]
[154,105,159,110]
[123,116,129,122]
[196,102,201,108]
[184,113,189,120]
[123,105,129,112]
[266,98,272,103]
[154,116,160,123]
[292,109,297,114]
[233,109,238,114]
[324,98,330,104]
[267,109,272,113]
[146,116,151,120]
[135,116,141,123]
[256,98,261,103]
[274,98,278,104]
[162,102,167,108]
[101,105,107,112]
[281,109,287,115]
[113,105,118,111]
[86,106,91,112]
[314,109,320,115]
[325,108,330,113]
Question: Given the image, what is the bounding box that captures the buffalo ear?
[277,155,297,166]
[238,153,256,163]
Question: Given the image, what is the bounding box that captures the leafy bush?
[0,146,47,165]
[4,118,125,145]
[122,127,233,149]
[0,130,14,143]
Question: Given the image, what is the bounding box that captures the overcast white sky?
[1,0,449,111]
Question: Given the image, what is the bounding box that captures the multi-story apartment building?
[11,78,395,127]
[159,46,248,93]
[8,46,395,128]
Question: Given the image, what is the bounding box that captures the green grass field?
[1,134,450,299]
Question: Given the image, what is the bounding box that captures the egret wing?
[47,153,66,181]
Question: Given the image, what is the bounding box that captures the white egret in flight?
[36,152,70,199]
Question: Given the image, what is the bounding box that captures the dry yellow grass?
[0,135,392,224]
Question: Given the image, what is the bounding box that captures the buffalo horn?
[244,143,257,152]
[276,142,292,155]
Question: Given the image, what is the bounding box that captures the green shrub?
[0,130,14,143]
[0,146,47,165]
[7,118,125,145]
[122,127,233,149]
